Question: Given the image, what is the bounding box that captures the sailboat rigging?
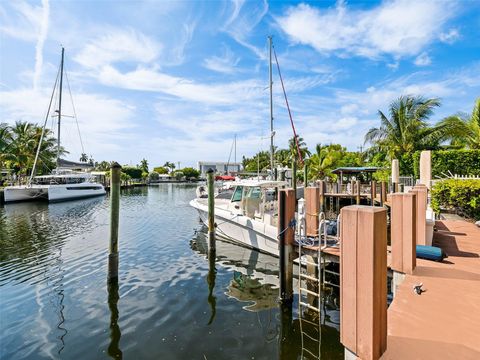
[4,48,106,203]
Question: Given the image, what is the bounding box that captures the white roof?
[230,179,287,188]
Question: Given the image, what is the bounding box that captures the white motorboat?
[190,180,287,257]
[4,169,105,202]
[4,48,106,203]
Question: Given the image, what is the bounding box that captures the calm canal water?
[0,184,342,359]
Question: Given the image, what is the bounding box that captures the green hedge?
[413,149,480,179]
[431,179,480,219]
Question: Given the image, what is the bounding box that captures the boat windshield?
[231,186,243,202]
[32,176,87,185]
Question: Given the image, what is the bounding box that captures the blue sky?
[1,0,479,168]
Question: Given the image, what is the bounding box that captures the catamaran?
[4,48,106,203]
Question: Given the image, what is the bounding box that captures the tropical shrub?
[148,171,159,182]
[413,150,480,179]
[153,166,169,174]
[431,179,480,219]
[122,166,143,179]
[181,167,200,179]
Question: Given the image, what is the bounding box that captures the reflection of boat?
[191,228,281,311]
[190,180,286,257]
[4,48,105,203]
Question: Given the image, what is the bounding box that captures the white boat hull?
[4,183,106,203]
[190,198,279,257]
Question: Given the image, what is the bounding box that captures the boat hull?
[4,183,106,203]
[190,199,279,257]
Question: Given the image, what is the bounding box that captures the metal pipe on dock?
[206,168,216,251]
[108,162,121,282]
[278,188,295,304]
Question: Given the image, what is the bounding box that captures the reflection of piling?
[107,278,122,359]
[206,248,217,325]
[278,302,293,360]
[278,188,295,304]
[108,162,121,282]
[207,168,215,251]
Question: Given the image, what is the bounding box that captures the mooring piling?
[390,192,417,297]
[371,180,377,206]
[340,205,387,360]
[303,163,308,186]
[108,162,121,282]
[380,181,387,207]
[355,180,361,205]
[278,188,295,304]
[206,168,216,252]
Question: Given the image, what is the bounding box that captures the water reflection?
[107,278,122,359]
[190,228,344,359]
[206,249,217,325]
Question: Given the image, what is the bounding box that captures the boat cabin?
[223,180,287,225]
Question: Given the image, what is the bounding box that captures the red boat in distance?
[215,175,236,181]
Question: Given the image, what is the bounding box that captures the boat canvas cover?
[58,158,93,169]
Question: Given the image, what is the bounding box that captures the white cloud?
[33,0,50,90]
[203,46,240,74]
[277,0,457,60]
[0,1,44,42]
[0,88,135,160]
[222,0,268,59]
[439,28,460,44]
[414,52,432,66]
[74,28,161,69]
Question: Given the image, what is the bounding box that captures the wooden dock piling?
[206,168,216,251]
[292,159,297,205]
[305,187,320,237]
[390,193,417,297]
[108,162,121,282]
[371,180,377,206]
[340,205,387,360]
[355,180,361,205]
[278,188,295,304]
[409,185,428,245]
[319,180,326,213]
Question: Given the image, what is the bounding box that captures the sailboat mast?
[234,134,236,166]
[268,36,274,179]
[56,47,64,169]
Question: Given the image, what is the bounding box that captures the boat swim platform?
[298,220,480,358]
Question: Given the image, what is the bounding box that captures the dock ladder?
[297,201,322,358]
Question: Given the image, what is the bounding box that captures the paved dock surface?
[381,220,480,359]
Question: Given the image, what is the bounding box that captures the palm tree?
[437,98,480,149]
[288,135,311,162]
[6,121,65,176]
[309,143,345,180]
[275,149,291,167]
[365,95,445,160]
[79,153,88,162]
[163,161,175,173]
[0,123,13,168]
[140,158,149,173]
